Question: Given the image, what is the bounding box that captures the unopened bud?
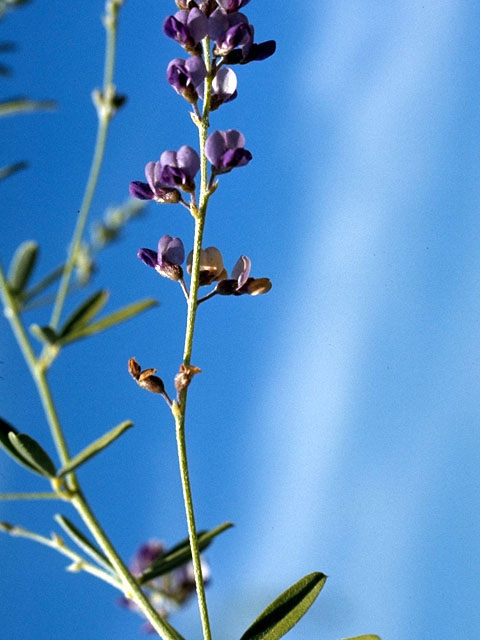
[128,357,141,380]
[128,357,171,404]
[175,364,202,393]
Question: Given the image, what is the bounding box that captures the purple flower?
[215,255,272,296]
[205,129,252,173]
[167,56,206,102]
[119,538,211,632]
[213,12,252,56]
[197,66,237,110]
[159,145,200,192]
[129,160,181,204]
[130,540,165,576]
[138,235,185,281]
[163,9,208,53]
[210,10,276,64]
[216,0,251,12]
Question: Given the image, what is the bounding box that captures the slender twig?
[0,522,122,590]
[173,36,214,640]
[49,0,122,331]
[0,262,180,640]
[179,277,189,301]
[0,492,62,501]
[197,289,218,305]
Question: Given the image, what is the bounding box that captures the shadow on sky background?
[1,2,479,639]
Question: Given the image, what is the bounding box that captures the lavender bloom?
[205,129,252,173]
[213,12,252,56]
[159,145,200,192]
[210,10,276,64]
[119,539,211,632]
[129,158,182,203]
[138,235,185,281]
[216,0,251,12]
[163,9,208,53]
[197,66,237,110]
[215,255,272,296]
[167,56,206,103]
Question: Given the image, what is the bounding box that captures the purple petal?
[217,0,251,11]
[231,255,251,287]
[242,40,276,63]
[224,129,245,149]
[144,161,156,193]
[187,8,208,43]
[137,248,158,268]
[129,181,154,200]
[157,234,174,256]
[164,237,185,265]
[185,55,207,88]
[205,130,226,167]
[160,150,178,168]
[207,8,229,40]
[176,145,200,177]
[212,67,237,97]
[221,147,252,170]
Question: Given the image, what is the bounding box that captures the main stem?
[174,37,214,640]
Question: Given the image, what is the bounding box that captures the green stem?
[0,263,72,468]
[173,37,214,640]
[0,262,181,639]
[0,522,122,590]
[71,491,181,640]
[0,492,61,500]
[49,0,122,331]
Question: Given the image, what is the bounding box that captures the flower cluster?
[129,0,275,200]
[119,539,210,633]
[138,234,271,300]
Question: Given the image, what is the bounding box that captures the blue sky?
[1,1,480,639]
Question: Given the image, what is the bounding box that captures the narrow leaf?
[0,97,56,118]
[8,432,56,478]
[22,264,64,303]
[57,421,133,477]
[0,417,39,474]
[0,161,28,181]
[7,240,38,294]
[139,522,233,585]
[239,572,327,640]
[340,636,381,640]
[54,515,112,572]
[60,298,158,344]
[29,324,58,345]
[58,290,109,338]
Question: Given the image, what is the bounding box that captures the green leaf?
[60,298,158,344]
[58,290,109,339]
[29,324,58,345]
[239,572,327,640]
[0,417,40,475]
[7,241,38,294]
[0,97,56,118]
[340,636,382,640]
[0,161,28,181]
[8,432,56,478]
[54,515,112,572]
[57,420,133,477]
[139,522,233,585]
[22,264,64,304]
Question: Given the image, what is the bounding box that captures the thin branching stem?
[0,522,122,590]
[49,0,122,330]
